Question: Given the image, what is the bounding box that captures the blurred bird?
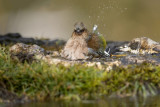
[120,37,160,54]
[60,22,89,60]
[87,25,109,57]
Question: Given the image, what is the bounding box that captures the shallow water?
[2,95,160,107]
[0,0,160,41]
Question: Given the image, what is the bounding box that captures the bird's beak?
[75,28,81,33]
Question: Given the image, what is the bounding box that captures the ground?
[0,33,160,104]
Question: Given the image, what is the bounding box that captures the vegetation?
[0,46,160,102]
[104,64,160,97]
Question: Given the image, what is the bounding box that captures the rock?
[5,33,22,38]
[120,54,158,65]
[106,41,129,54]
[9,43,121,70]
[10,43,45,55]
[9,43,47,63]
[0,33,65,50]
[9,37,160,70]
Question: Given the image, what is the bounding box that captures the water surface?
[1,96,160,107]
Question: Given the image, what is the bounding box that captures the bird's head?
[74,22,86,35]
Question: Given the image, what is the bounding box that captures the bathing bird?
[61,22,109,60]
[87,25,109,57]
[60,22,89,60]
[120,37,160,54]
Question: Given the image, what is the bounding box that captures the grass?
[103,64,160,97]
[0,45,160,102]
[0,46,105,101]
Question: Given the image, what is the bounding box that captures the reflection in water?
[0,0,160,41]
[4,96,160,107]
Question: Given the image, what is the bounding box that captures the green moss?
[103,63,160,97]
[0,46,160,102]
[0,46,105,101]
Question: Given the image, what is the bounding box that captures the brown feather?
[87,33,100,51]
[61,30,89,60]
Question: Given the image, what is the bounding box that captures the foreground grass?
[0,46,160,102]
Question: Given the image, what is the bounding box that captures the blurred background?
[0,0,160,41]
